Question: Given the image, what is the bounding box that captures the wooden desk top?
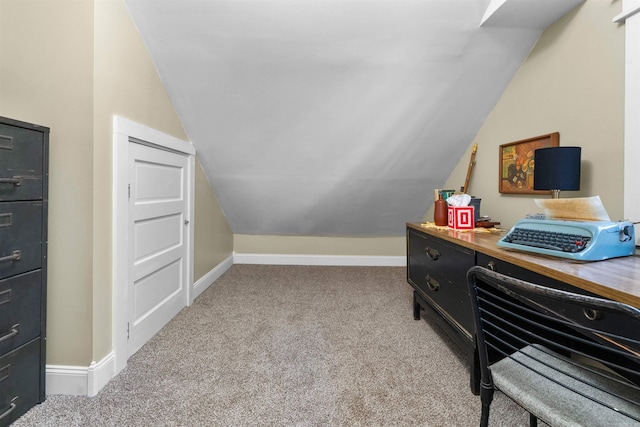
[407,222,640,309]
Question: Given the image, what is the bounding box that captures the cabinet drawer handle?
[0,398,17,421]
[486,261,495,271]
[0,177,21,186]
[0,325,19,344]
[425,247,440,261]
[425,274,440,291]
[0,288,10,306]
[0,250,21,264]
[583,308,602,321]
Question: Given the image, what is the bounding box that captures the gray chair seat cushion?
[491,344,640,427]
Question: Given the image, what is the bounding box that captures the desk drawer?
[0,124,44,202]
[408,229,474,291]
[476,254,595,295]
[0,201,42,280]
[408,229,475,336]
[0,271,41,356]
[477,253,640,346]
[415,268,475,337]
[0,339,40,427]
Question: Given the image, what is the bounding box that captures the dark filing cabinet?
[0,116,49,426]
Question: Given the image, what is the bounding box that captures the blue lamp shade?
[533,147,581,193]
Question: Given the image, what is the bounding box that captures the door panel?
[134,214,182,262]
[128,143,188,357]
[134,260,183,324]
[134,161,183,201]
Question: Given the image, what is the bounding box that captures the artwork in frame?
[499,132,559,194]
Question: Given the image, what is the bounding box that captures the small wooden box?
[448,206,475,230]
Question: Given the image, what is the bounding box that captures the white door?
[128,142,189,357]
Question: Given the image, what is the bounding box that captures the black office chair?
[467,265,640,427]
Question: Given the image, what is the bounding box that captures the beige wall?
[195,159,233,280]
[428,1,625,230]
[1,0,233,366]
[1,0,96,365]
[234,234,405,257]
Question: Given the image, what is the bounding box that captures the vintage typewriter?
[498,218,636,261]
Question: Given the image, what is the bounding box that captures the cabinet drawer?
[477,253,640,345]
[415,268,475,337]
[408,229,475,291]
[0,339,40,427]
[0,124,44,202]
[0,201,42,279]
[0,271,42,356]
[407,229,475,336]
[476,253,595,295]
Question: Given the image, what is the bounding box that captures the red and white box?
[448,206,475,230]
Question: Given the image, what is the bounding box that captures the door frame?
[112,115,195,374]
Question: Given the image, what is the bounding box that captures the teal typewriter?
[498,218,636,261]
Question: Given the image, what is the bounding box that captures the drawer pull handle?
[0,177,21,186]
[486,261,495,271]
[0,213,12,228]
[0,250,21,264]
[0,364,9,382]
[0,324,19,343]
[425,275,440,291]
[583,308,602,321]
[0,398,17,421]
[425,247,440,261]
[0,288,11,305]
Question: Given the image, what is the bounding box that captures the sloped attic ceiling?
[124,0,583,236]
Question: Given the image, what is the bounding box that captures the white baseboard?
[46,351,115,397]
[192,254,234,301]
[233,253,406,266]
[87,352,116,396]
[46,366,87,396]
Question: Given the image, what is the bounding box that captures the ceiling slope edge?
[481,0,585,29]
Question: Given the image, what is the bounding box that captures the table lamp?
[533,146,581,198]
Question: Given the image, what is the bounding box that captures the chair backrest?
[467,265,640,426]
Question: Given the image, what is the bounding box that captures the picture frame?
[499,132,559,194]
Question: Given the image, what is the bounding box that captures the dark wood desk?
[406,222,640,393]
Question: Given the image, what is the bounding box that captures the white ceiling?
[124,0,583,236]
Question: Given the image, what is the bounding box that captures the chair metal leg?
[479,382,494,427]
[480,404,490,427]
[529,413,538,427]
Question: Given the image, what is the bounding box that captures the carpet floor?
[12,265,532,426]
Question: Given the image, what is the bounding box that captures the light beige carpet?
[13,265,531,426]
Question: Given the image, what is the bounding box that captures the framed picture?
[499,132,559,194]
